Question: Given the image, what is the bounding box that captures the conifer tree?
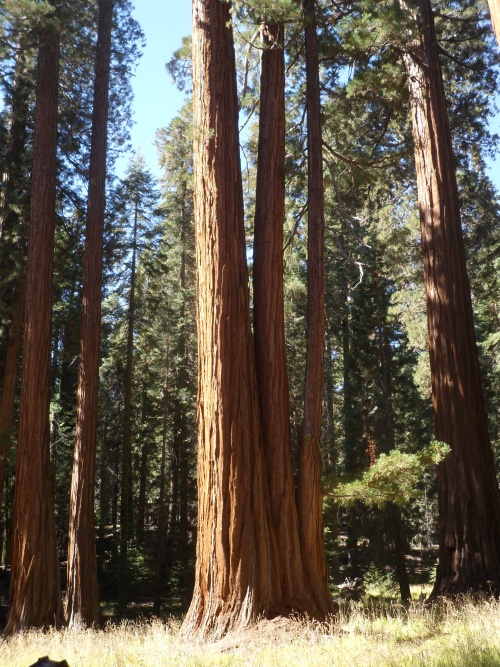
[6,12,62,633]
[66,0,114,629]
[182,0,279,639]
[403,0,500,595]
[298,0,333,615]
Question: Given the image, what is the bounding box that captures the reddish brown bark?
[65,0,113,628]
[487,0,500,48]
[253,21,316,615]
[404,0,500,596]
[181,0,279,639]
[297,0,333,615]
[6,28,62,634]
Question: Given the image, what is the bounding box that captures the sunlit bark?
[181,0,279,640]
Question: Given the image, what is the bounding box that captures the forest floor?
[2,596,500,667]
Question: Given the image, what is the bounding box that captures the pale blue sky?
[118,1,192,177]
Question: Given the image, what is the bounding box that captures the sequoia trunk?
[297,0,333,615]
[253,21,315,615]
[66,0,113,628]
[6,28,62,634]
[404,0,500,595]
[181,0,278,639]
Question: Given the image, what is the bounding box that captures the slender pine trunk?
[120,199,138,595]
[153,342,169,616]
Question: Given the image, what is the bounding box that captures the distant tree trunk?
[404,0,500,596]
[120,198,138,592]
[253,20,316,615]
[0,43,31,511]
[6,27,62,635]
[98,421,111,539]
[0,289,24,509]
[297,0,333,615]
[153,342,169,616]
[136,438,148,545]
[487,0,500,48]
[181,0,279,639]
[374,269,411,604]
[65,0,113,629]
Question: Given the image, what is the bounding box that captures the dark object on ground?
[336,577,364,601]
[28,658,70,667]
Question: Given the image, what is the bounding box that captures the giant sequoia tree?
[253,19,317,616]
[297,0,333,615]
[6,20,62,634]
[66,0,114,629]
[181,0,279,639]
[403,0,500,595]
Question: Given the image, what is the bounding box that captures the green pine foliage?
[328,441,450,509]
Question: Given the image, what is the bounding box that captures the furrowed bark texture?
[404,0,500,596]
[181,0,278,640]
[6,29,62,634]
[66,0,113,628]
[297,0,333,615]
[253,22,316,614]
[487,0,500,48]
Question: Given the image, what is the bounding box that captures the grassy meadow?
[2,597,500,667]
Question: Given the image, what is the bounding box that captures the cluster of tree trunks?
[184,0,500,638]
[3,0,500,640]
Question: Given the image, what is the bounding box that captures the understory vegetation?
[2,598,500,667]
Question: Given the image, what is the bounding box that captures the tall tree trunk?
[487,0,500,48]
[253,21,316,615]
[182,0,279,639]
[65,0,113,628]
[153,342,169,616]
[403,0,500,596]
[6,27,62,634]
[297,0,333,615]
[136,439,148,545]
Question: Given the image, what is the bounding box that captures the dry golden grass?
[2,597,500,667]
